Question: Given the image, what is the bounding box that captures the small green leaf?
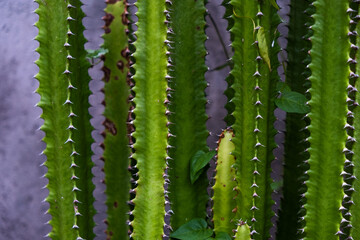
[276,81,291,93]
[170,218,214,240]
[257,27,271,70]
[275,91,310,114]
[190,150,216,184]
[271,179,283,191]
[269,0,280,10]
[215,232,232,240]
[86,48,109,59]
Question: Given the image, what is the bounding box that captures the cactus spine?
[101,1,132,239]
[130,0,169,238]
[35,0,95,238]
[166,0,209,230]
[303,0,350,238]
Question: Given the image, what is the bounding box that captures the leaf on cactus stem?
[257,27,271,71]
[190,150,216,184]
[269,0,280,10]
[170,218,213,240]
[275,91,310,114]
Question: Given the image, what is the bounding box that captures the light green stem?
[35,0,94,238]
[101,1,131,239]
[304,0,350,238]
[130,0,169,238]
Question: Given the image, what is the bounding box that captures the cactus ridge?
[349,1,360,238]
[339,2,360,239]
[130,0,170,238]
[304,0,350,239]
[225,1,279,238]
[68,1,96,239]
[35,0,94,238]
[166,0,209,231]
[101,0,133,239]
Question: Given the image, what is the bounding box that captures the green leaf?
[170,218,213,240]
[190,150,216,184]
[257,27,271,70]
[275,91,310,114]
[269,0,280,10]
[215,232,232,240]
[276,81,291,93]
[86,47,109,59]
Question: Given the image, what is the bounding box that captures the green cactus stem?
[276,1,312,239]
[166,0,209,230]
[212,129,237,236]
[35,0,95,239]
[225,1,279,238]
[303,0,350,238]
[101,1,132,239]
[130,0,169,238]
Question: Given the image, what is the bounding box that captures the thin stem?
[208,13,230,60]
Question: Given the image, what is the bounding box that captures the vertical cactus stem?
[166,0,208,231]
[65,15,80,236]
[304,0,350,239]
[101,0,132,239]
[228,1,278,238]
[277,1,313,239]
[67,0,96,238]
[35,0,94,238]
[251,4,263,231]
[349,1,360,237]
[212,129,237,236]
[130,0,168,238]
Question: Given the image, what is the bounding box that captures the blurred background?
[0,0,287,238]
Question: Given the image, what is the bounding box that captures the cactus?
[33,0,360,239]
[129,0,169,239]
[276,1,312,238]
[35,0,95,239]
[101,1,132,239]
[166,0,209,230]
[302,0,350,239]
[234,221,251,240]
[212,129,236,236]
[224,0,279,238]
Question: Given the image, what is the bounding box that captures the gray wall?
[0,0,287,239]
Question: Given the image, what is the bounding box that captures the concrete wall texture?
[0,0,287,239]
